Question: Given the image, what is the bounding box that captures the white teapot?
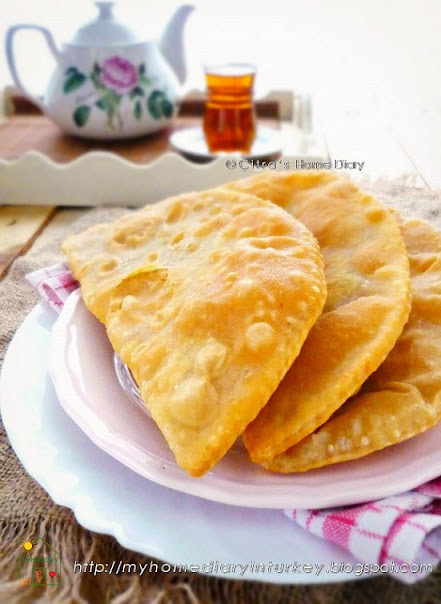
[5,2,194,139]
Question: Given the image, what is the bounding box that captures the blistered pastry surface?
[62,188,326,476]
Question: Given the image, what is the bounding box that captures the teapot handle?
[6,24,61,112]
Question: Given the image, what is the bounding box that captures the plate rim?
[0,302,362,586]
[46,290,441,510]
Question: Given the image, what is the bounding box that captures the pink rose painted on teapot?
[100,56,138,94]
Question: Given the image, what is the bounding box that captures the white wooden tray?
[0,151,326,206]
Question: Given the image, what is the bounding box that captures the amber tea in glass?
[203,63,256,154]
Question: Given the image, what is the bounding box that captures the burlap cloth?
[1,179,441,604]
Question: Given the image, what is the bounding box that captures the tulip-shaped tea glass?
[202,63,256,154]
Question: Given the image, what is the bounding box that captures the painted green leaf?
[73,105,91,127]
[161,98,174,118]
[95,97,111,111]
[138,64,145,75]
[129,86,144,99]
[91,74,106,92]
[63,72,86,94]
[139,75,151,86]
[133,101,142,120]
[96,91,121,111]
[65,66,78,78]
[147,90,166,119]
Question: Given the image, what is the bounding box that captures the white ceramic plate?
[46,290,441,509]
[170,126,283,161]
[0,302,362,585]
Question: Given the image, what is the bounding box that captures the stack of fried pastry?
[62,172,441,477]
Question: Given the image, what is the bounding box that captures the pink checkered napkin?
[25,262,79,313]
[26,263,441,583]
[285,480,441,583]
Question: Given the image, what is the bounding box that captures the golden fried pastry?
[223,172,411,463]
[62,189,326,476]
[263,216,441,472]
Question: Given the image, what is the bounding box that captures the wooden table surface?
[0,99,439,278]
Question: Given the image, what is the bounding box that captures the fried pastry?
[62,189,326,476]
[223,172,411,463]
[263,217,441,472]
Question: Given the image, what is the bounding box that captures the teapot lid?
[70,2,141,46]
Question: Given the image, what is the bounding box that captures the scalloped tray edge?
[0,150,325,207]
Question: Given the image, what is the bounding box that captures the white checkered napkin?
[26,263,441,584]
[25,262,79,313]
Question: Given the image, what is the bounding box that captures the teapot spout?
[159,4,194,85]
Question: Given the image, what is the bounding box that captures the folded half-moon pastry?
[62,188,326,476]
[263,216,441,472]
[223,172,411,463]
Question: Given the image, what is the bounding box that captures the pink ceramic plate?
[48,290,441,509]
